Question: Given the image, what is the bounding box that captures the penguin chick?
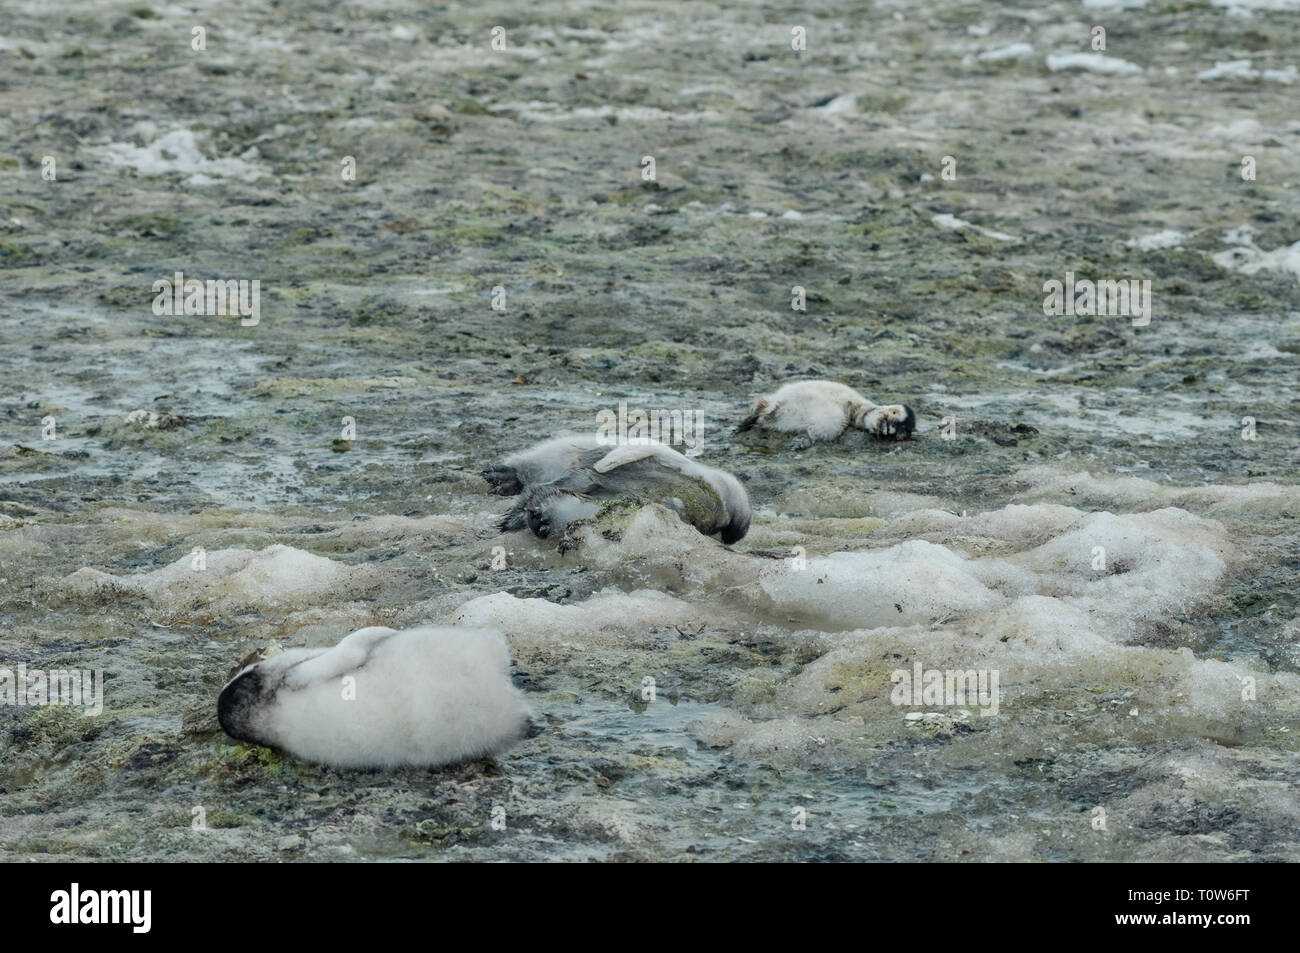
[497,440,752,544]
[737,380,916,449]
[482,434,602,496]
[217,625,532,769]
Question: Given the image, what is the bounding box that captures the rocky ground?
[0,0,1298,861]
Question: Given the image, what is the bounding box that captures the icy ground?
[1,0,1298,860]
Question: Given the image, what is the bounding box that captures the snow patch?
[979,43,1034,62]
[1046,52,1143,74]
[1196,60,1297,83]
[450,588,701,647]
[94,129,263,184]
[54,545,368,615]
[1127,230,1186,251]
[1211,228,1300,279]
[932,213,1018,242]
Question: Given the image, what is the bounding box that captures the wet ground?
[1,0,1299,861]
